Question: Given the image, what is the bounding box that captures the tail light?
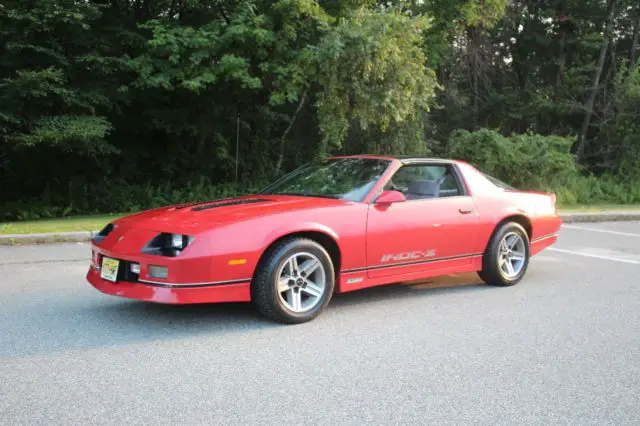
[546,193,557,214]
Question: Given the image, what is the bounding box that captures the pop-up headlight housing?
[142,233,195,257]
[93,223,116,244]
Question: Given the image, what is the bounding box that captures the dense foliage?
[1,0,639,220]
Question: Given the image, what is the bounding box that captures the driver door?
[365,163,480,279]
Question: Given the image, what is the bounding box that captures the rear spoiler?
[505,189,557,207]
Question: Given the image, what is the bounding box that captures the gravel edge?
[1,212,639,246]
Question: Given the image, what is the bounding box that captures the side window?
[385,164,464,200]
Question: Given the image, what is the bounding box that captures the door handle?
[459,208,473,214]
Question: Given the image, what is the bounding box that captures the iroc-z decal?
[380,249,437,263]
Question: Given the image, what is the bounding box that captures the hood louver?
[191,198,272,212]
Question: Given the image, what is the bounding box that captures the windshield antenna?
[235,116,240,196]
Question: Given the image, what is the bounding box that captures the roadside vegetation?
[0,214,121,235]
[1,0,639,222]
[4,203,640,235]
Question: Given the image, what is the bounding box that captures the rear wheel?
[251,237,335,324]
[478,222,530,287]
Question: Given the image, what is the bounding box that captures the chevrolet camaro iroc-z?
[87,155,562,323]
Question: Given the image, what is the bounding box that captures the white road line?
[547,248,640,265]
[561,224,640,237]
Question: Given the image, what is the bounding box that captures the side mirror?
[375,190,406,204]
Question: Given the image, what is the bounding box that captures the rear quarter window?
[482,173,516,190]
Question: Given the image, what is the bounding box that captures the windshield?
[259,157,391,202]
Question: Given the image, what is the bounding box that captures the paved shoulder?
[561,210,640,223]
[0,231,94,246]
[2,211,640,246]
[0,242,90,265]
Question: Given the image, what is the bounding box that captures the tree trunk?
[574,0,617,162]
[472,63,479,129]
[275,90,308,176]
[466,26,481,129]
[629,12,640,76]
[602,44,617,171]
[555,13,575,96]
[555,31,567,92]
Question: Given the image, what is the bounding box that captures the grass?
[0,213,122,235]
[557,204,640,213]
[1,204,639,235]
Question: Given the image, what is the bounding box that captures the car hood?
[113,194,353,234]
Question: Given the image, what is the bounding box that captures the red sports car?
[87,155,561,323]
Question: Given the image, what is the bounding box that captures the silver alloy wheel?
[276,252,326,313]
[498,231,526,278]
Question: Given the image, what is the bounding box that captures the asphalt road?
[1,222,640,425]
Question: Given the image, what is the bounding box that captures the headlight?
[142,233,195,257]
[171,234,191,250]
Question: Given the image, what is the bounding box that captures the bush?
[3,127,640,221]
[445,128,640,206]
[0,178,269,221]
[446,128,579,189]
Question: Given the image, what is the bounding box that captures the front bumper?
[87,231,253,304]
[87,267,251,304]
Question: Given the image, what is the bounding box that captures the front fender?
[261,221,341,251]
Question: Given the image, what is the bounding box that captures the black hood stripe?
[191,198,272,212]
[173,197,239,210]
[173,201,207,210]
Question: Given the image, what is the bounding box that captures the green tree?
[0,1,115,154]
[2,0,640,220]
[314,7,439,155]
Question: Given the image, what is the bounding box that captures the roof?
[397,157,456,165]
[330,154,457,164]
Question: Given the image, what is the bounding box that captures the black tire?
[478,221,530,287]
[251,237,335,324]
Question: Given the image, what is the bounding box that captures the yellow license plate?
[100,257,120,282]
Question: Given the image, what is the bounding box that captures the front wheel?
[478,222,530,287]
[251,237,335,324]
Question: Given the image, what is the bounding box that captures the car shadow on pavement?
[330,272,488,307]
[0,272,487,358]
[88,272,488,329]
